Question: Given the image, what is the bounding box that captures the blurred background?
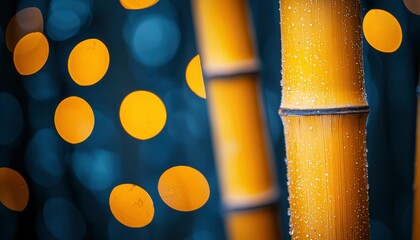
[0,0,419,239]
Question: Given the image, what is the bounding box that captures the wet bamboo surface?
[279,0,370,239]
[192,0,280,239]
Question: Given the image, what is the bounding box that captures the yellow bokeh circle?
[54,96,95,144]
[158,166,210,212]
[363,9,402,53]
[68,39,110,86]
[119,90,166,140]
[109,184,154,228]
[13,32,49,75]
[119,0,159,10]
[0,167,29,211]
[185,55,206,99]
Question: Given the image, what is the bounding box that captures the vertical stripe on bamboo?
[280,0,370,239]
[192,0,280,239]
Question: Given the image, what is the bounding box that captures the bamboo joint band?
[279,106,369,116]
[204,65,260,81]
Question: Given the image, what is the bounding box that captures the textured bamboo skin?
[280,0,370,239]
[192,0,280,239]
[280,0,366,109]
[413,99,420,240]
[282,114,369,239]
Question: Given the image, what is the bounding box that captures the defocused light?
[120,0,159,10]
[25,128,67,187]
[22,71,59,101]
[13,32,49,75]
[54,96,95,144]
[0,168,29,211]
[43,197,87,240]
[47,10,81,41]
[166,111,196,144]
[6,7,43,52]
[120,90,166,140]
[130,15,180,67]
[363,9,402,53]
[49,0,92,35]
[186,55,206,99]
[158,166,210,212]
[72,149,120,191]
[403,0,420,15]
[109,183,154,228]
[68,39,110,86]
[0,92,23,145]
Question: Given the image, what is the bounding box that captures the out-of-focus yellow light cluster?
[363,9,402,53]
[158,166,210,212]
[109,184,155,228]
[13,32,49,76]
[54,96,95,144]
[5,4,211,224]
[68,39,110,86]
[119,90,167,140]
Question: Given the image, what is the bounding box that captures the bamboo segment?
[280,0,366,109]
[279,0,370,239]
[207,75,277,208]
[412,97,420,240]
[192,0,280,239]
[282,114,369,239]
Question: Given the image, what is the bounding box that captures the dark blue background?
[0,0,418,239]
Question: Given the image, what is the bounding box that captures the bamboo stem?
[279,0,370,239]
[191,1,281,239]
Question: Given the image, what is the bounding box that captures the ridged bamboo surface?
[280,0,370,239]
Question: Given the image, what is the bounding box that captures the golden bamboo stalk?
[191,1,281,239]
[279,0,370,239]
[412,79,420,240]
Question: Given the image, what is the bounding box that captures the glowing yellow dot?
[119,0,159,10]
[109,184,154,228]
[119,91,166,140]
[6,7,44,52]
[158,166,210,212]
[68,39,110,86]
[404,0,420,15]
[0,168,29,211]
[54,96,95,144]
[363,9,402,53]
[13,32,49,75]
[186,55,206,99]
